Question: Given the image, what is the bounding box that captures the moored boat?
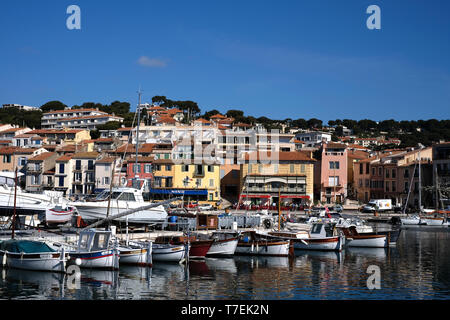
[339,226,389,248]
[152,243,188,263]
[118,242,152,267]
[0,239,68,272]
[235,231,290,257]
[154,235,213,259]
[45,205,76,226]
[193,231,239,257]
[68,229,119,270]
[267,222,344,252]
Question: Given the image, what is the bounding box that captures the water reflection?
[0,228,448,299]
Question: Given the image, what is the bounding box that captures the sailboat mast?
[135,89,142,187]
[418,150,422,212]
[12,167,18,239]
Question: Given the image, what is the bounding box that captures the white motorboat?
[0,172,68,218]
[0,239,68,272]
[335,217,374,233]
[68,229,120,270]
[193,231,239,256]
[69,186,167,225]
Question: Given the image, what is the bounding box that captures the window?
[366,163,370,174]
[154,177,162,187]
[144,164,152,173]
[329,161,340,169]
[392,181,396,192]
[31,175,40,185]
[386,169,389,178]
[195,165,204,175]
[328,176,339,186]
[359,163,363,174]
[103,177,110,185]
[118,192,136,201]
[378,167,382,176]
[166,177,173,188]
[74,172,82,181]
[209,193,213,201]
[59,163,65,174]
[208,165,214,172]
[290,164,295,173]
[19,157,27,166]
[75,160,81,171]
[59,176,64,187]
[301,164,305,173]
[3,155,11,163]
[133,164,140,173]
[209,179,214,187]
[274,164,278,174]
[392,169,396,178]
[153,164,160,171]
[404,169,409,178]
[372,168,375,176]
[182,165,189,172]
[359,179,363,187]
[404,181,409,191]
[386,183,390,192]
[196,178,202,187]
[166,165,172,171]
[88,160,94,171]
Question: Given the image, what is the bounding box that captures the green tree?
[40,101,67,113]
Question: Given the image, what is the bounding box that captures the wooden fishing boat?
[68,229,119,270]
[0,239,68,272]
[339,226,389,248]
[118,242,152,267]
[154,235,213,259]
[152,243,188,263]
[420,216,449,226]
[193,231,239,257]
[360,228,402,245]
[235,231,290,257]
[400,215,423,225]
[267,223,344,252]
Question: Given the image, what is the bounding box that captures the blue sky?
[0,0,449,123]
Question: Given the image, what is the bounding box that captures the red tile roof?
[28,152,56,161]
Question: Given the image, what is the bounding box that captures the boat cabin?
[77,229,112,252]
[309,223,338,238]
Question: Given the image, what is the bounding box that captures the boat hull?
[119,248,151,266]
[189,241,213,259]
[421,218,447,226]
[346,235,388,248]
[293,236,343,251]
[235,241,290,257]
[70,202,167,224]
[152,244,187,263]
[69,250,119,269]
[45,207,75,225]
[4,251,67,272]
[206,238,238,256]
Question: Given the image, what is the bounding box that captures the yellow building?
[150,158,221,205]
[240,151,315,207]
[27,129,91,145]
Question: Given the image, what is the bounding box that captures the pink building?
[320,143,348,204]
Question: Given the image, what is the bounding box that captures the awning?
[149,188,208,196]
[280,195,310,199]
[240,194,271,199]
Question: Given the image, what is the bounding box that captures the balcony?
[27,166,42,173]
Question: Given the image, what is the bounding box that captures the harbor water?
[0,225,449,300]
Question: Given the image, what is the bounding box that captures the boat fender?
[75,258,82,266]
[2,253,6,266]
[251,243,254,252]
[301,240,308,246]
[263,219,273,229]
